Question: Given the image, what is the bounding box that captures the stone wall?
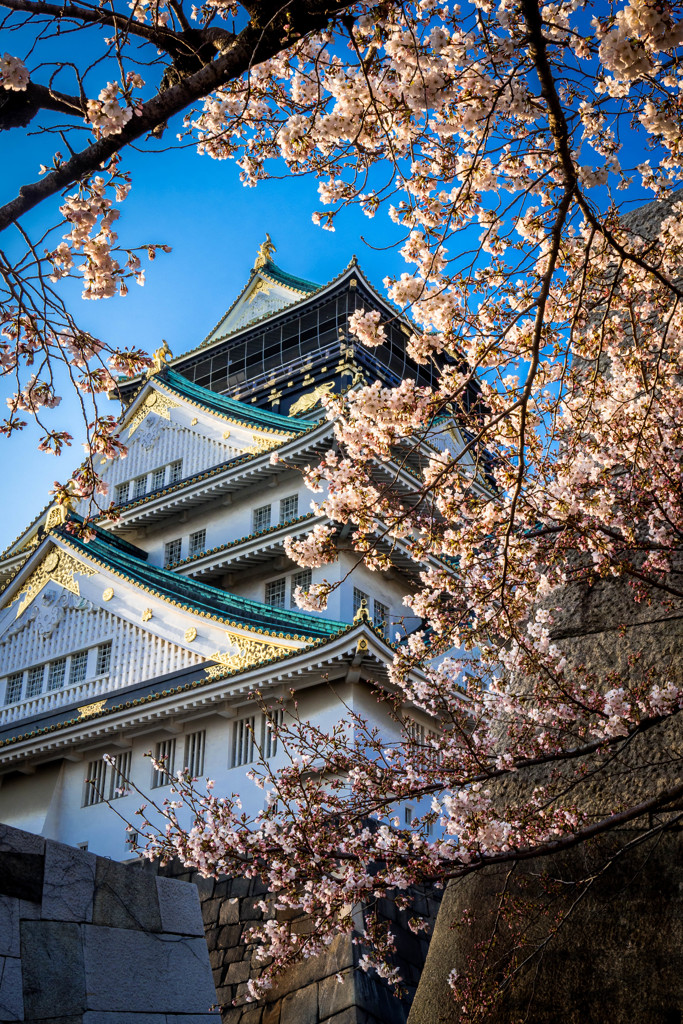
[0,822,219,1023]
[152,860,441,1024]
[408,572,683,1023]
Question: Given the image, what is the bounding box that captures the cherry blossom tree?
[5,0,683,1011]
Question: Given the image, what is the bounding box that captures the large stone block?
[82,925,217,1014]
[82,1014,166,1023]
[0,825,45,856]
[0,896,39,957]
[0,852,44,903]
[0,955,23,1022]
[279,983,318,1024]
[318,969,355,1020]
[93,858,162,932]
[43,840,97,923]
[156,876,205,937]
[20,920,86,1019]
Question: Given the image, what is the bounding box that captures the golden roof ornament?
[253,234,276,270]
[148,339,172,377]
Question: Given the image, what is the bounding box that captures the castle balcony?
[0,673,114,728]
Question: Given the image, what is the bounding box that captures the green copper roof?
[159,368,311,434]
[259,259,319,294]
[54,519,346,641]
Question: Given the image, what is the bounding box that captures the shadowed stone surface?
[0,823,219,1022]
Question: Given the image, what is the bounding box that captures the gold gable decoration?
[127,390,179,438]
[289,383,335,416]
[78,699,107,720]
[204,631,296,679]
[11,550,97,617]
[245,434,282,456]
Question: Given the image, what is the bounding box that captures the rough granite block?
[156,876,205,937]
[165,1016,222,1022]
[318,969,356,1019]
[321,1011,358,1024]
[43,840,97,923]
[0,824,45,856]
[82,1015,166,1024]
[279,983,318,1024]
[82,926,217,1014]
[0,895,39,957]
[21,920,86,1018]
[219,897,241,926]
[0,852,44,903]
[93,858,162,932]
[0,955,23,1022]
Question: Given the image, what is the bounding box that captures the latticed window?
[151,467,165,490]
[152,738,176,789]
[263,709,284,760]
[164,538,182,566]
[231,716,256,768]
[373,600,389,636]
[96,642,112,676]
[26,665,44,698]
[133,475,147,499]
[252,504,271,532]
[265,578,286,609]
[83,759,107,806]
[184,730,206,778]
[169,459,183,483]
[47,658,66,691]
[291,569,312,606]
[5,673,22,705]
[69,650,88,685]
[189,529,206,558]
[353,586,369,617]
[108,751,132,800]
[279,494,298,523]
[115,482,129,505]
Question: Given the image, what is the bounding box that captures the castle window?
[263,708,284,760]
[265,578,286,609]
[115,482,129,505]
[231,715,256,768]
[151,467,165,490]
[96,642,112,676]
[353,587,369,616]
[47,658,66,691]
[405,719,425,745]
[152,738,176,789]
[169,459,183,484]
[69,650,88,686]
[184,730,206,778]
[164,538,182,566]
[404,806,413,826]
[189,529,206,558]
[253,503,271,532]
[133,475,147,499]
[83,759,107,807]
[373,600,389,637]
[279,494,298,523]
[291,569,312,607]
[108,751,132,799]
[5,672,23,705]
[26,665,44,698]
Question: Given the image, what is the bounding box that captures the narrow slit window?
[108,751,132,800]
[184,730,206,778]
[84,759,107,807]
[152,739,176,789]
[263,709,284,760]
[231,716,256,768]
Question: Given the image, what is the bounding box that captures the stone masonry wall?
[151,860,441,1024]
[0,823,220,1023]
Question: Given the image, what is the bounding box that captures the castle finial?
[254,233,276,270]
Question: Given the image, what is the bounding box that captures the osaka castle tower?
[0,238,471,858]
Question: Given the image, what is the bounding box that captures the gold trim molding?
[205,631,296,678]
[11,550,97,617]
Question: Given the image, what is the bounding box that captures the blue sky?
[0,134,407,550]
